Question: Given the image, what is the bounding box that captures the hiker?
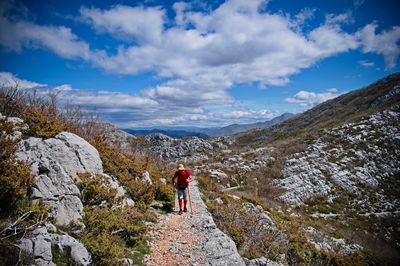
[172,164,193,215]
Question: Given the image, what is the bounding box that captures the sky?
[0,0,399,129]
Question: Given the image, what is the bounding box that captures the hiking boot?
[178,210,183,215]
[184,207,188,212]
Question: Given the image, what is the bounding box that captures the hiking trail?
[144,180,244,266]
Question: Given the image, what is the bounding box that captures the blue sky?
[0,0,399,128]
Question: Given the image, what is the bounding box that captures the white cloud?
[325,11,354,25]
[357,23,400,69]
[1,0,400,127]
[285,90,340,109]
[0,72,45,88]
[0,17,91,60]
[326,88,338,92]
[358,60,375,67]
[80,5,165,45]
[82,0,369,107]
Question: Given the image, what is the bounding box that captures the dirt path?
[143,180,245,266]
[144,186,206,265]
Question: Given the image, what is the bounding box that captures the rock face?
[18,226,92,266]
[146,134,213,162]
[5,119,139,265]
[145,133,235,163]
[190,181,245,265]
[16,132,103,225]
[97,122,137,152]
[303,227,362,255]
[277,108,400,208]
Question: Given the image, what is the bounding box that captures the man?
[172,164,193,214]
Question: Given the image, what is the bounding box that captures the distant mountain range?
[201,112,295,137]
[123,128,210,139]
[123,112,295,138]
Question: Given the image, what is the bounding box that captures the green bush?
[224,221,246,248]
[80,206,148,265]
[0,119,34,215]
[154,181,175,211]
[24,107,66,138]
[77,173,118,206]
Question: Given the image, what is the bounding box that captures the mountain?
[237,72,400,147]
[96,73,400,264]
[123,128,210,138]
[202,112,295,137]
[123,112,295,139]
[187,73,400,264]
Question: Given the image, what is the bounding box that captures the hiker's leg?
[183,188,188,207]
[178,189,184,210]
[183,188,189,211]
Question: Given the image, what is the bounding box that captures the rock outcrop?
[145,133,235,163]
[16,132,103,225]
[277,108,400,207]
[146,134,213,162]
[18,225,92,266]
[2,115,137,265]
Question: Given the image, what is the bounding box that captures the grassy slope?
[236,72,400,147]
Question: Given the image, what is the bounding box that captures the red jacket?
[174,170,192,186]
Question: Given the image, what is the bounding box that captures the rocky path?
[144,180,245,266]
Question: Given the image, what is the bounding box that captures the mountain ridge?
[123,112,295,138]
[236,72,400,147]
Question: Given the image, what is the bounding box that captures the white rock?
[143,171,152,184]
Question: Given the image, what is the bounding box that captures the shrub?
[154,181,175,211]
[0,119,34,215]
[80,206,149,265]
[197,176,219,192]
[0,85,29,117]
[77,173,118,206]
[224,221,246,248]
[24,107,66,138]
[205,195,288,260]
[124,179,154,207]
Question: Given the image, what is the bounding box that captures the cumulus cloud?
[0,17,91,60]
[0,72,45,88]
[357,23,400,69]
[284,90,340,109]
[1,0,399,127]
[80,5,165,45]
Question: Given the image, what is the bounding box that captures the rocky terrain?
[1,113,246,266]
[277,107,400,208]
[1,114,140,265]
[140,74,400,264]
[1,73,399,265]
[145,133,234,163]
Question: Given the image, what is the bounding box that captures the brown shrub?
[24,107,66,138]
[0,119,34,215]
[77,173,118,206]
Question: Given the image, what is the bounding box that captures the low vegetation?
[0,84,175,265]
[0,118,34,215]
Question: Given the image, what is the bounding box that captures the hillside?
[237,73,400,146]
[124,128,209,139]
[0,86,246,265]
[189,73,400,265]
[1,73,399,265]
[202,112,295,137]
[133,73,400,265]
